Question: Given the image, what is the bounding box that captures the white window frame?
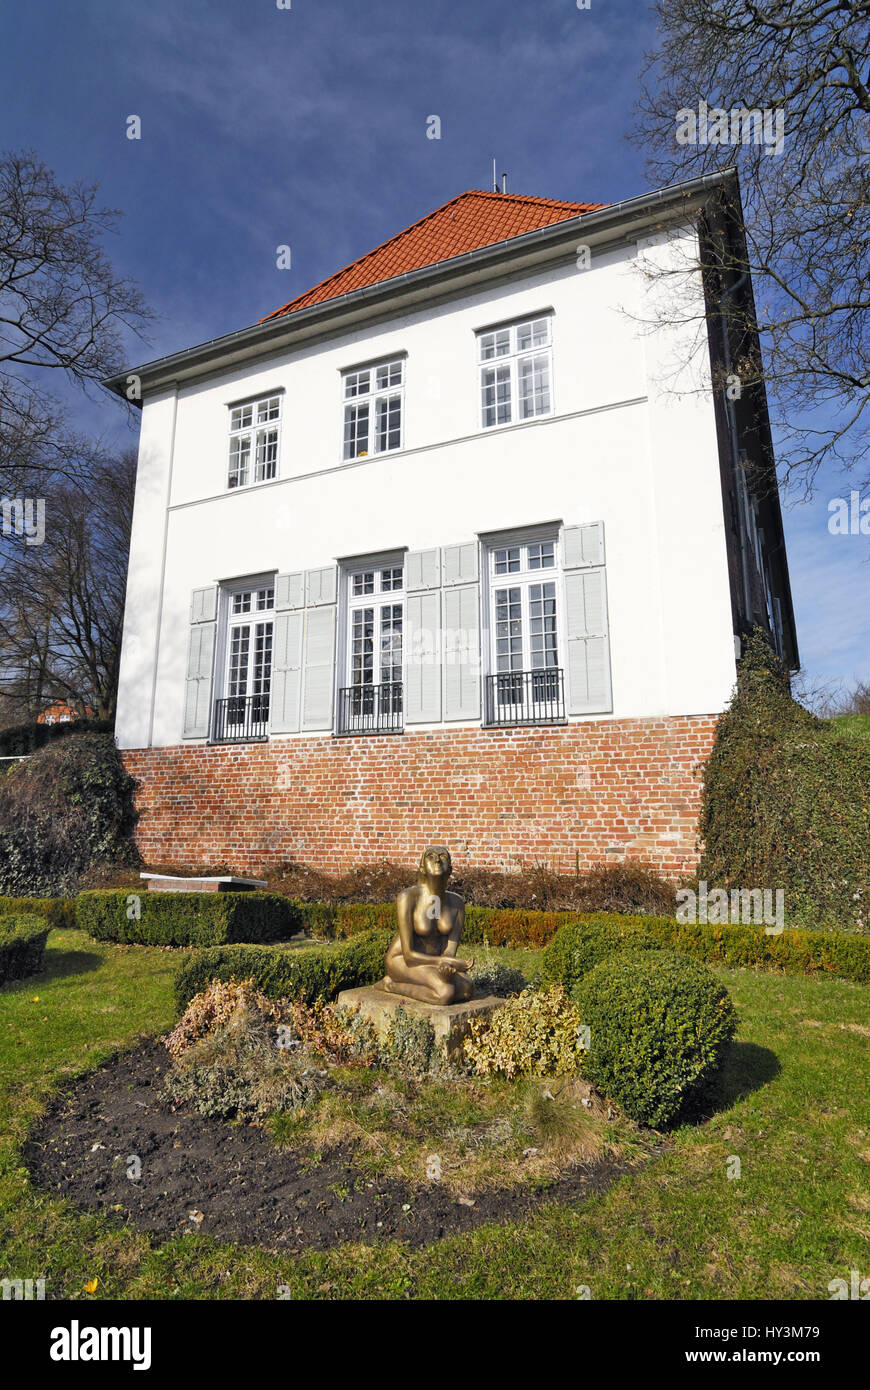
[227,392,283,490]
[337,554,406,729]
[477,315,554,430]
[213,575,276,737]
[484,529,564,717]
[341,358,405,461]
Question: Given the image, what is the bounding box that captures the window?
[227,394,282,489]
[338,562,405,733]
[477,316,553,429]
[213,583,275,741]
[342,359,404,460]
[485,535,564,726]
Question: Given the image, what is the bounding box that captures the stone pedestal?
[336,985,505,1059]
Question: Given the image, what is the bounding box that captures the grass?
[1,928,867,1300]
[829,712,870,743]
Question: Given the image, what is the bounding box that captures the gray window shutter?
[190,585,218,623]
[405,547,441,593]
[564,568,612,714]
[443,582,480,720]
[562,521,605,570]
[183,619,216,739]
[442,541,479,587]
[306,565,338,607]
[301,605,336,730]
[405,591,441,723]
[270,610,304,733]
[275,571,304,611]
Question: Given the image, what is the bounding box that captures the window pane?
[257,396,281,423]
[376,360,403,390]
[232,591,252,615]
[517,318,550,351]
[529,582,558,668]
[375,393,402,451]
[256,587,274,610]
[228,435,250,488]
[230,405,253,432]
[344,402,370,459]
[228,627,251,697]
[380,603,403,684]
[494,546,520,575]
[528,541,555,569]
[344,370,370,399]
[381,566,403,591]
[518,353,551,419]
[351,608,375,685]
[481,365,511,428]
[494,587,523,671]
[479,329,510,361]
[255,427,278,480]
[252,621,273,695]
[352,570,375,596]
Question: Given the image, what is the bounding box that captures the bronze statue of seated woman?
[383,845,474,1005]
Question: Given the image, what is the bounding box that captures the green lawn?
[1,929,867,1300]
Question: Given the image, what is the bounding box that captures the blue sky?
[1,0,866,698]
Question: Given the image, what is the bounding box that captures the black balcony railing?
[336,682,403,736]
[212,694,270,743]
[484,668,566,727]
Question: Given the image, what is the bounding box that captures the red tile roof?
[260,190,604,323]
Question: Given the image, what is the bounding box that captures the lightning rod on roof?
[492,157,497,193]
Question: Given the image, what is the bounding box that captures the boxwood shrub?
[173,927,394,1012]
[0,913,50,985]
[77,890,303,947]
[540,919,662,994]
[575,950,738,1128]
[0,896,76,930]
[292,900,870,984]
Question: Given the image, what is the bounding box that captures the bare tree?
[632,0,870,493]
[0,450,136,720]
[0,148,150,493]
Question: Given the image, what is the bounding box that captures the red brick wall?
[121,715,718,879]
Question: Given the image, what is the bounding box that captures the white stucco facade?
[115,221,738,751]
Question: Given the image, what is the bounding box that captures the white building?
[106,172,797,877]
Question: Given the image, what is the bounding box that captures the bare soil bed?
[24,1038,639,1251]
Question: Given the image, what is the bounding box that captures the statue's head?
[418,844,451,881]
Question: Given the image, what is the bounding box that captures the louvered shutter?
[563,568,612,714]
[183,585,218,738]
[443,582,480,720]
[270,610,304,733]
[405,591,442,723]
[301,605,337,730]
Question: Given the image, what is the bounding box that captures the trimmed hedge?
[77,890,303,947]
[0,896,76,930]
[608,912,870,985]
[174,927,394,1012]
[540,919,662,995]
[576,950,738,1128]
[291,899,870,984]
[0,913,50,985]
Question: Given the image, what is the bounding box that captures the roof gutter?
[103,168,738,403]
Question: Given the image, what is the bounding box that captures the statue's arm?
[442,900,471,970]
